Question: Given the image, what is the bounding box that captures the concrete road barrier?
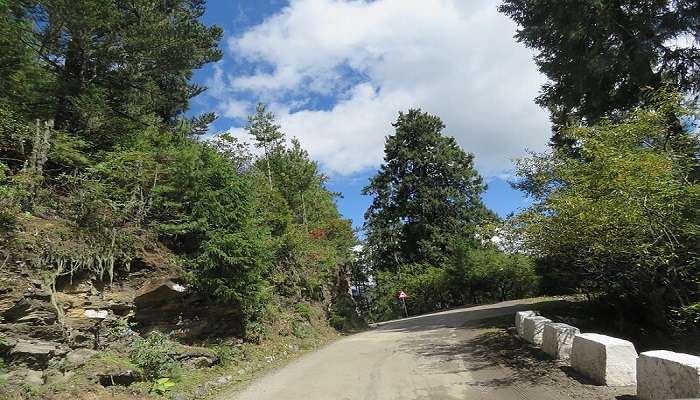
[636,350,700,400]
[542,322,579,360]
[570,333,637,386]
[515,311,537,336]
[522,316,551,346]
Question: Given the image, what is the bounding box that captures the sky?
[189,0,552,232]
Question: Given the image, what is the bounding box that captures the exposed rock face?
[133,280,243,342]
[0,252,237,385]
[9,340,68,369]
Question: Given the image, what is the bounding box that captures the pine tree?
[246,103,285,189]
[363,109,486,273]
[499,0,700,148]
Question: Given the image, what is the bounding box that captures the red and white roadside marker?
[398,290,408,317]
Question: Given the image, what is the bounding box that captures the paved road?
[224,299,574,400]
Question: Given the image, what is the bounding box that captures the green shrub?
[294,302,313,322]
[244,321,267,344]
[151,377,175,395]
[129,332,179,380]
[211,345,242,367]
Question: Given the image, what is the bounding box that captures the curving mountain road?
[221,299,632,400]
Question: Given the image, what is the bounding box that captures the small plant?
[212,345,242,366]
[294,302,313,322]
[130,332,179,380]
[291,319,311,339]
[244,321,267,344]
[0,359,7,384]
[150,377,175,395]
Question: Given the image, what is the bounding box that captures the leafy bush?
[244,321,267,344]
[294,302,313,322]
[151,377,175,395]
[130,332,179,380]
[514,90,700,331]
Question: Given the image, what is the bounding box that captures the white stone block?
[637,350,700,400]
[515,311,537,336]
[522,316,551,346]
[570,333,637,386]
[542,322,580,360]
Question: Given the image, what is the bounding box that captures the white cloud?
[218,0,551,176]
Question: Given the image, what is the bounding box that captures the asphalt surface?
[223,299,574,400]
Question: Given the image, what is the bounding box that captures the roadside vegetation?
[0,0,356,398]
[500,0,700,339]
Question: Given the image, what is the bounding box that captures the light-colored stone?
[66,348,97,368]
[542,322,579,360]
[637,350,700,400]
[570,333,637,386]
[515,311,536,336]
[522,316,551,346]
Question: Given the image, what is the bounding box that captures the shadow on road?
[374,299,638,400]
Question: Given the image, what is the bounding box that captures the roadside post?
[398,290,408,318]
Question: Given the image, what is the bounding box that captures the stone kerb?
[542,322,579,360]
[636,350,700,400]
[515,311,537,336]
[522,316,551,346]
[570,333,637,386]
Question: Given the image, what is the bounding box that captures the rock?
[97,369,140,387]
[542,322,579,360]
[45,370,75,385]
[215,375,231,385]
[7,368,44,385]
[169,346,219,369]
[570,333,637,386]
[515,311,536,336]
[637,350,700,400]
[173,394,188,400]
[10,340,65,369]
[522,316,551,346]
[66,348,98,368]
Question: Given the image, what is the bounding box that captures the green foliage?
[0,358,6,385]
[211,345,242,367]
[499,0,700,148]
[363,109,487,273]
[130,332,180,380]
[151,377,176,395]
[0,0,358,343]
[294,302,313,322]
[514,90,700,331]
[244,320,267,344]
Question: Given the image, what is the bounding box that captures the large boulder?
[637,350,700,400]
[522,316,551,346]
[570,333,637,386]
[515,311,536,337]
[9,340,67,369]
[542,322,579,360]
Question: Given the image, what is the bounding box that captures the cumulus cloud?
[216,0,551,176]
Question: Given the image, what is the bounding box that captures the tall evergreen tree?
[363,109,486,273]
[24,0,222,144]
[499,0,700,148]
[247,102,284,189]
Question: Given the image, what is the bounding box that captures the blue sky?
[189,0,550,232]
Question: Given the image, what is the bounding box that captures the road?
[221,299,621,400]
